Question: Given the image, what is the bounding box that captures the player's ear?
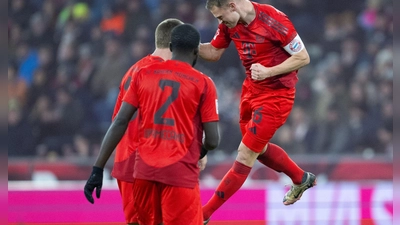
[194,47,199,56]
[228,2,236,11]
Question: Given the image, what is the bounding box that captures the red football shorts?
[239,84,295,153]
[133,179,203,225]
[117,180,138,224]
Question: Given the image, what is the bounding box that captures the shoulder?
[195,71,216,87]
[217,23,230,34]
[256,3,287,17]
[143,60,167,71]
[180,66,213,86]
[134,61,166,81]
[187,66,207,79]
[133,55,163,70]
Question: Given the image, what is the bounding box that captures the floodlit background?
[8,0,393,224]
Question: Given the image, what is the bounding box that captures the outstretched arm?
[199,43,226,62]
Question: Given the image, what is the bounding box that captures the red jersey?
[123,60,219,188]
[211,2,299,89]
[111,55,164,182]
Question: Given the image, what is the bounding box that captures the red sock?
[202,161,251,220]
[257,143,304,184]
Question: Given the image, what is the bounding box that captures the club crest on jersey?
[289,40,302,52]
[255,34,265,43]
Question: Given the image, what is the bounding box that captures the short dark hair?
[170,24,201,53]
[206,0,230,10]
[155,18,184,48]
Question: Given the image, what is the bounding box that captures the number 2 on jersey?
[154,79,180,126]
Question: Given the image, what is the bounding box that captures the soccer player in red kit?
[199,0,316,222]
[86,23,220,225]
[84,18,183,225]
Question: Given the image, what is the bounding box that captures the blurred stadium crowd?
[8,0,392,160]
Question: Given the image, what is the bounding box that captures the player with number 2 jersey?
[123,24,219,225]
[123,59,219,188]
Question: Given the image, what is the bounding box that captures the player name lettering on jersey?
[153,69,173,74]
[175,71,200,83]
[144,128,185,143]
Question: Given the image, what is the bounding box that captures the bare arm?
[270,48,310,76]
[199,43,226,62]
[93,102,137,168]
[250,48,310,80]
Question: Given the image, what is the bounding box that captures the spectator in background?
[152,0,176,24]
[123,0,151,42]
[340,37,362,85]
[90,36,129,129]
[26,68,49,112]
[57,41,78,68]
[14,41,39,85]
[9,0,34,29]
[27,13,54,47]
[28,94,54,154]
[347,104,370,153]
[128,39,151,63]
[37,45,56,77]
[8,24,23,55]
[88,25,104,56]
[100,5,126,36]
[175,0,195,23]
[51,65,74,93]
[287,106,315,154]
[312,104,350,155]
[37,88,84,157]
[8,104,35,156]
[57,1,90,30]
[6,0,392,160]
[8,63,27,108]
[41,0,58,26]
[56,1,92,44]
[75,44,96,90]
[193,5,218,42]
[132,25,153,42]
[375,101,392,155]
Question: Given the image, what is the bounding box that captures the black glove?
[84,166,103,204]
[200,145,208,159]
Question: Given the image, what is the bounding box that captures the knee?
[236,143,259,167]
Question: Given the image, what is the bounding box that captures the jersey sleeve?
[264,6,298,47]
[122,70,141,108]
[210,24,231,49]
[111,67,134,119]
[112,90,124,119]
[200,77,219,123]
